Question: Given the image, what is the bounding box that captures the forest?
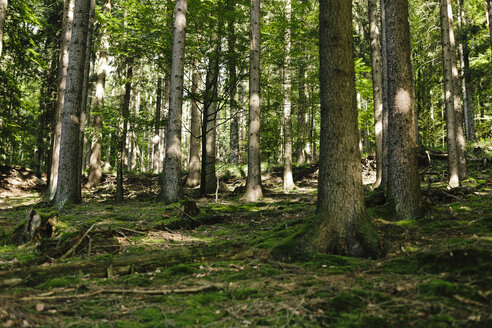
[0,0,491,326]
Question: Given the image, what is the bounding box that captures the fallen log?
[0,242,253,288]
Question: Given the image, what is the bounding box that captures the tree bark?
[186,65,201,187]
[55,0,92,208]
[369,0,383,189]
[86,0,111,189]
[384,0,422,219]
[0,0,7,58]
[311,0,379,257]
[243,0,263,202]
[379,0,389,191]
[116,65,133,201]
[296,63,308,164]
[47,0,75,199]
[487,0,492,54]
[160,0,188,203]
[445,0,467,180]
[153,77,162,174]
[440,0,460,188]
[228,6,239,166]
[283,0,295,191]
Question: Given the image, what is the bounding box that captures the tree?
[160,0,188,203]
[384,0,422,219]
[227,0,239,166]
[369,0,383,189]
[310,0,379,256]
[243,0,263,202]
[487,0,492,54]
[282,0,295,191]
[379,0,389,190]
[47,0,74,199]
[440,0,460,188]
[0,0,6,58]
[55,0,92,208]
[86,0,111,189]
[153,76,162,174]
[186,64,201,187]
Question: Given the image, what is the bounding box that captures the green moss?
[38,276,80,289]
[328,291,365,313]
[418,279,464,297]
[232,287,260,300]
[121,274,152,287]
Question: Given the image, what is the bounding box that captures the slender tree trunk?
[487,0,492,54]
[186,65,201,187]
[310,0,379,257]
[160,0,188,203]
[243,0,263,202]
[369,0,383,189]
[47,0,75,199]
[440,0,461,188]
[87,0,110,188]
[153,77,162,173]
[445,0,468,179]
[283,0,295,191]
[55,0,91,208]
[384,0,422,219]
[228,5,239,166]
[379,0,389,191]
[0,0,7,58]
[297,64,306,164]
[116,65,133,201]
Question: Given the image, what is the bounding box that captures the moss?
[328,291,365,313]
[121,274,152,287]
[37,276,80,289]
[232,287,260,300]
[418,279,464,297]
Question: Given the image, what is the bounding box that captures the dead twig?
[170,204,200,222]
[59,223,97,260]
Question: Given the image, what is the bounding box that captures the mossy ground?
[0,157,491,327]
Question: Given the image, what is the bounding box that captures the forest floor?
[0,152,491,328]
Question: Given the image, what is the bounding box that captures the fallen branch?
[14,284,221,301]
[59,223,97,260]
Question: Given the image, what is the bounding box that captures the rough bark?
[54,0,92,208]
[86,0,111,189]
[160,0,188,203]
[283,0,295,191]
[0,0,6,58]
[47,0,75,199]
[369,0,383,189]
[186,65,201,187]
[116,65,133,201]
[243,0,263,202]
[440,0,460,188]
[311,0,379,257]
[384,0,422,219]
[488,0,492,54]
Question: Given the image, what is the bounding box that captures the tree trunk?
[369,0,383,189]
[440,0,460,188]
[243,0,263,202]
[160,0,188,203]
[153,77,162,173]
[54,0,92,208]
[186,65,201,187]
[282,0,295,191]
[487,0,492,54]
[379,0,389,191]
[116,65,133,201]
[445,0,467,179]
[47,0,75,199]
[297,63,307,164]
[311,0,379,257]
[87,0,110,188]
[0,0,7,58]
[228,7,239,166]
[384,0,422,219]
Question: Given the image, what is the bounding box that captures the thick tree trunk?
[243,0,263,202]
[384,0,422,219]
[47,0,75,199]
[160,0,188,203]
[153,77,162,173]
[283,0,295,191]
[311,0,379,257]
[116,65,133,201]
[0,0,7,58]
[86,0,110,189]
[186,65,201,187]
[445,0,468,179]
[379,0,389,191]
[54,0,92,208]
[369,0,383,189]
[440,0,460,188]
